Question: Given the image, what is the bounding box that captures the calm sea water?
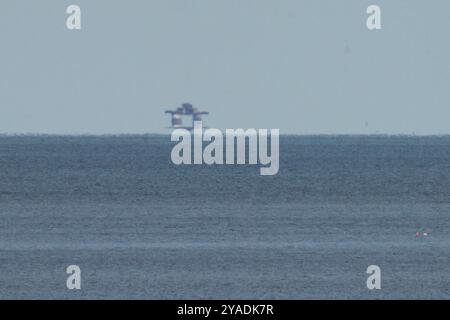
[0,135,449,299]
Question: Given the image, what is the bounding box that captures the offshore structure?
[165,103,209,130]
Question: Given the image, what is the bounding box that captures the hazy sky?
[1,0,449,134]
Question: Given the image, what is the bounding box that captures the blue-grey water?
[0,135,449,299]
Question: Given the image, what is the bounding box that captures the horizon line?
[1,132,450,138]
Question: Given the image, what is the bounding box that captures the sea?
[0,135,449,299]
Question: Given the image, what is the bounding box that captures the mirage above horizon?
[170,121,279,176]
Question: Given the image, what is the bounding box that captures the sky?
[0,0,449,134]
